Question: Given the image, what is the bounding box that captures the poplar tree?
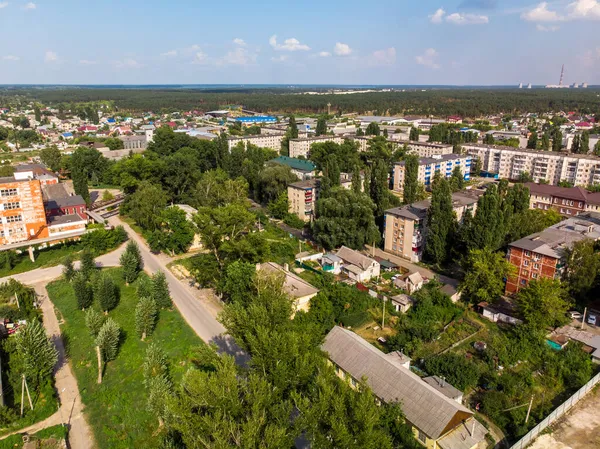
[95,273,119,313]
[135,297,158,341]
[527,132,538,149]
[424,174,456,266]
[15,320,58,387]
[315,117,327,136]
[581,131,590,153]
[79,249,96,279]
[402,155,419,204]
[73,272,94,310]
[85,308,105,337]
[62,255,75,282]
[152,271,172,309]
[95,318,120,384]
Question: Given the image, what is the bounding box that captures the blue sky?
[0,0,599,85]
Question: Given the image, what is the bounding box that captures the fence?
[509,372,600,449]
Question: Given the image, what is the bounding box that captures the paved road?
[108,217,246,363]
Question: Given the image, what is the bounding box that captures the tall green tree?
[552,129,563,151]
[459,248,516,304]
[365,122,380,136]
[470,184,504,251]
[14,320,58,388]
[315,116,327,136]
[563,240,600,302]
[148,207,195,255]
[85,308,105,337]
[152,271,172,309]
[424,174,456,265]
[526,132,538,149]
[73,272,94,310]
[312,188,381,250]
[402,154,419,204]
[95,272,119,313]
[95,318,120,384]
[449,165,464,192]
[135,297,158,340]
[571,134,581,154]
[580,131,590,153]
[39,145,62,172]
[409,127,419,141]
[120,240,143,284]
[143,344,172,427]
[541,132,550,150]
[62,255,75,282]
[124,181,168,231]
[517,279,570,332]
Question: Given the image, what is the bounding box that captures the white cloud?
[334,42,352,56]
[318,51,332,57]
[430,8,446,23]
[220,47,257,66]
[0,3,9,8]
[3,55,19,61]
[161,50,177,57]
[567,0,600,20]
[193,51,208,64]
[371,47,396,65]
[44,51,57,62]
[536,24,560,31]
[446,12,489,24]
[269,35,310,51]
[188,44,201,51]
[79,59,97,65]
[23,2,35,9]
[114,58,142,69]
[271,55,289,62]
[233,38,247,46]
[415,48,440,69]
[521,2,563,21]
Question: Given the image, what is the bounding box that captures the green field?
[0,241,84,278]
[0,424,67,449]
[47,268,204,449]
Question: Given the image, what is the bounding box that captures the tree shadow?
[209,334,249,367]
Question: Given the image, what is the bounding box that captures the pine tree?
[527,132,538,149]
[581,131,590,153]
[73,272,94,310]
[120,251,139,285]
[95,318,120,384]
[143,343,169,385]
[424,174,456,265]
[135,297,158,341]
[95,273,119,313]
[137,275,153,300]
[152,271,172,308]
[315,117,327,136]
[402,155,419,204]
[85,308,105,337]
[62,255,76,282]
[80,249,96,279]
[143,344,172,427]
[15,320,58,387]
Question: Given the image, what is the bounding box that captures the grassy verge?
[0,424,68,449]
[0,381,58,438]
[47,268,204,449]
[0,241,84,278]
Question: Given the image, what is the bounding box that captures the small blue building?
[235,116,277,124]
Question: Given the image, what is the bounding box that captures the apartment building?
[526,183,600,216]
[463,144,600,186]
[384,190,483,261]
[119,135,147,150]
[0,177,48,245]
[323,326,488,449]
[227,133,285,151]
[392,154,472,197]
[397,140,454,158]
[270,156,316,180]
[505,214,600,294]
[288,179,319,222]
[289,136,344,158]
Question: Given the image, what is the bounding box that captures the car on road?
[587,314,597,326]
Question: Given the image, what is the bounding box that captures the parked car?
[569,311,583,320]
[587,314,597,326]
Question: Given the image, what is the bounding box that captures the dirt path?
[528,386,600,449]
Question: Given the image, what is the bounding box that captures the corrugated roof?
[270,156,316,173]
[335,246,377,271]
[322,327,473,440]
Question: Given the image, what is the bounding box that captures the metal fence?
[510,372,600,449]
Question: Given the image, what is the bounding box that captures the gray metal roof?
[322,327,473,440]
[423,376,463,401]
[335,246,378,271]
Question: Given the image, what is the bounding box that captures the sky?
[0,0,599,85]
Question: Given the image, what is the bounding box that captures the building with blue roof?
[235,116,277,124]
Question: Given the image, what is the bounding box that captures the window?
[6,215,22,223]
[0,188,17,197]
[532,273,538,279]
[524,251,531,257]
[534,263,539,269]
[3,202,20,210]
[350,377,357,387]
[523,260,529,267]
[418,430,426,443]
[521,279,527,285]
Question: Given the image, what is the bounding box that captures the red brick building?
[505,214,600,294]
[526,183,600,217]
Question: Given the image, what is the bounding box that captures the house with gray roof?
[322,327,488,449]
[334,246,380,283]
[257,262,319,313]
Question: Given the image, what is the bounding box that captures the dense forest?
[2,87,600,116]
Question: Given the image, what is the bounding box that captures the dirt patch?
[528,386,600,449]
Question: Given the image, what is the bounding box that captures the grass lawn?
[0,424,68,449]
[47,268,204,449]
[0,381,58,438]
[0,241,86,278]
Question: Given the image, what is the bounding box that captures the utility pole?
[20,374,33,416]
[525,395,534,424]
[582,307,587,330]
[382,297,386,329]
[15,292,20,310]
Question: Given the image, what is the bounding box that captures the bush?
[424,353,481,391]
[283,213,306,230]
[80,226,128,254]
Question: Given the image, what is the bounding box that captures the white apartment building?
[392,154,472,197]
[289,136,345,158]
[463,144,600,186]
[396,140,454,158]
[227,133,286,151]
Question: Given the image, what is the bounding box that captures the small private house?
[391,294,414,313]
[257,262,319,313]
[393,271,424,294]
[322,327,488,449]
[327,246,381,283]
[477,299,523,325]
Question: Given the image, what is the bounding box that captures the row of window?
[3,202,20,210]
[5,215,23,223]
[0,188,18,197]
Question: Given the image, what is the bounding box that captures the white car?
[587,314,597,326]
[568,311,583,320]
